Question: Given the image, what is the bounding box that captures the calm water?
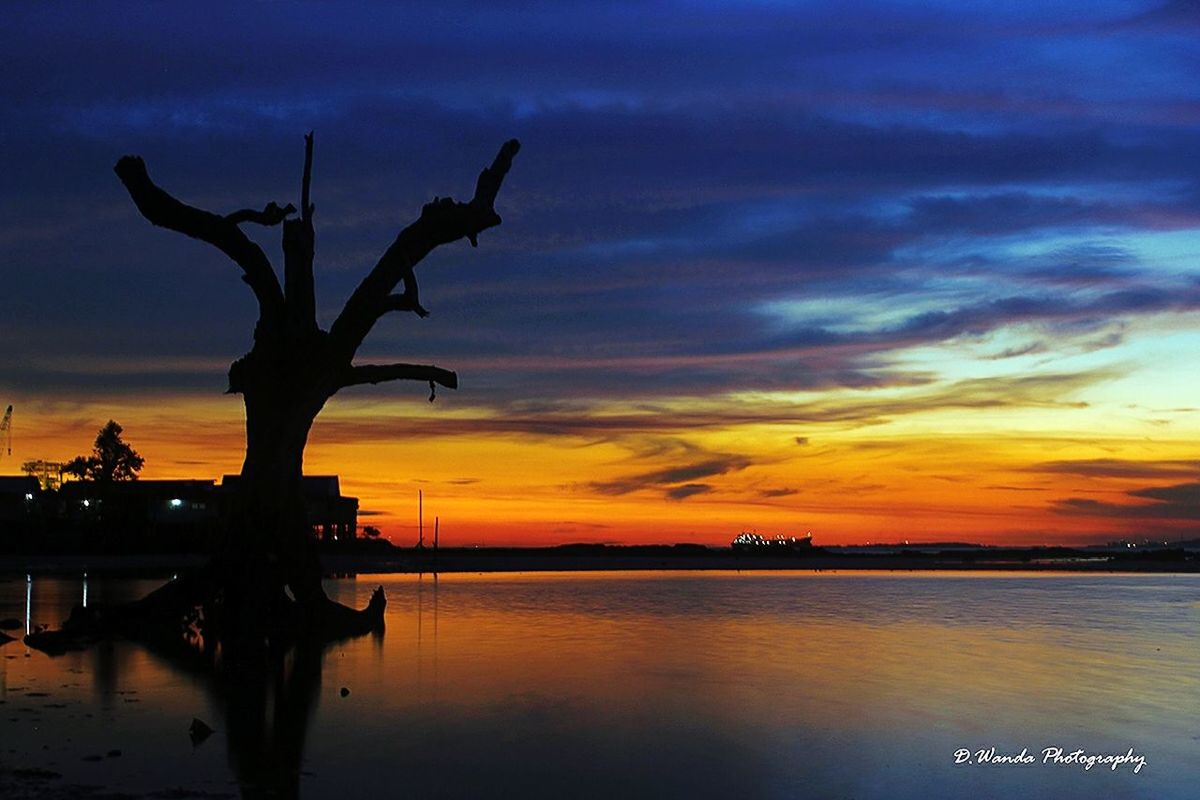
[1,571,1198,798]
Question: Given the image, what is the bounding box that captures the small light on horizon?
[169,498,184,509]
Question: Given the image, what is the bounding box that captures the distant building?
[732,531,814,552]
[220,475,358,542]
[60,479,218,525]
[49,475,358,542]
[22,460,67,491]
[0,476,40,523]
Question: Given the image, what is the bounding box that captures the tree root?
[24,569,385,658]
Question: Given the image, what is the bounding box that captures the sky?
[2,1,1198,546]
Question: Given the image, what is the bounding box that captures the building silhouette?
[0,474,358,550]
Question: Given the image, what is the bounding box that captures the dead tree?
[51,134,519,648]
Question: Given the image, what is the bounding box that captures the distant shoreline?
[1,546,1197,576]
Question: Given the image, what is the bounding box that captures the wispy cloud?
[589,455,752,498]
[304,367,1118,449]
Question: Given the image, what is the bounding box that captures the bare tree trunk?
[218,388,327,641]
[27,132,518,655]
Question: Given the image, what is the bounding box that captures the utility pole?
[417,490,424,549]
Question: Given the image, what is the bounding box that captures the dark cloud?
[1019,244,1141,288]
[665,484,713,501]
[985,485,1049,493]
[589,455,752,497]
[876,286,1200,347]
[1129,482,1200,505]
[905,192,1167,236]
[1113,1,1200,32]
[758,488,798,498]
[1030,459,1200,480]
[986,342,1048,360]
[1052,481,1200,521]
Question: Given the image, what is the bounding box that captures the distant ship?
[731,531,814,552]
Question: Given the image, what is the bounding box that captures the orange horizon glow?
[5,352,1196,548]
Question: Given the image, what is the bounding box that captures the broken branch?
[328,139,520,359]
[114,155,286,328]
[225,202,296,226]
[283,132,317,332]
[377,291,430,319]
[338,363,458,400]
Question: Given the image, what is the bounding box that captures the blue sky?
[2,1,1197,542]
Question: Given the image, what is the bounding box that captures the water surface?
[1,571,1197,798]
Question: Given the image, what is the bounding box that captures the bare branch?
[225,202,296,226]
[301,131,314,223]
[283,133,317,332]
[114,156,285,326]
[377,291,429,319]
[339,363,458,402]
[329,138,520,359]
[467,137,521,245]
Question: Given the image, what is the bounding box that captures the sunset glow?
[3,1,1198,546]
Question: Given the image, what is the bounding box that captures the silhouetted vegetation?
[63,420,143,483]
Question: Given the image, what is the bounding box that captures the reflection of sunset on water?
[4,572,1197,797]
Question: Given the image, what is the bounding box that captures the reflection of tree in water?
[221,644,323,799]
[18,128,517,794]
[23,575,384,798]
[145,633,373,799]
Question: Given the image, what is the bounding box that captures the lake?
[2,571,1198,798]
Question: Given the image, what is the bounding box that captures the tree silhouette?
[65,419,145,482]
[57,133,519,648]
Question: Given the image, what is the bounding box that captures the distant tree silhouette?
[37,134,519,650]
[64,420,144,482]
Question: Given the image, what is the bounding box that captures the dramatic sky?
[3,1,1198,545]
